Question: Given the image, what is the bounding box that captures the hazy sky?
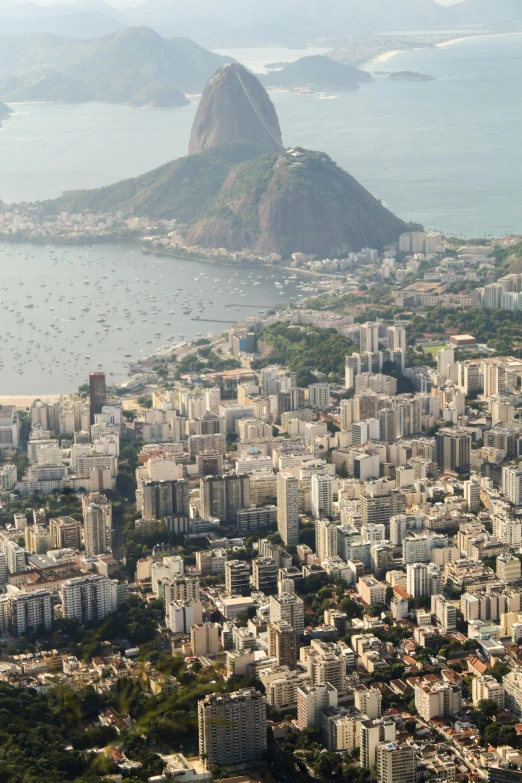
[1,0,465,5]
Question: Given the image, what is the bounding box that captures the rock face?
[189,63,283,155]
[185,148,406,256]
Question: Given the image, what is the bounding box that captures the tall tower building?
[502,466,522,506]
[311,473,333,519]
[198,689,267,769]
[268,621,297,669]
[387,326,406,353]
[89,372,106,425]
[360,323,380,353]
[60,575,113,624]
[316,517,338,562]
[463,477,481,513]
[277,472,299,545]
[376,742,416,783]
[435,428,471,475]
[82,493,112,555]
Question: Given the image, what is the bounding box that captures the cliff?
[189,63,283,155]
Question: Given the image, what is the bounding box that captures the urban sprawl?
[3,230,522,783]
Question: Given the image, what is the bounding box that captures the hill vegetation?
[259,55,372,91]
[252,322,356,385]
[185,147,406,256]
[42,140,268,221]
[0,27,231,107]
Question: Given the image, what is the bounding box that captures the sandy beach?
[0,395,61,408]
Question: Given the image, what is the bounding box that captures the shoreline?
[361,31,520,70]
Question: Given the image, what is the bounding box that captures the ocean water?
[1,36,521,235]
[0,242,303,394]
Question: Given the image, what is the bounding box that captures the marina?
[0,242,306,394]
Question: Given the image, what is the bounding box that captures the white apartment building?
[311,473,333,519]
[269,592,304,637]
[277,472,299,546]
[415,682,462,721]
[60,575,114,624]
[9,590,52,636]
[472,675,505,709]
[297,683,338,728]
[316,517,338,562]
[502,465,522,506]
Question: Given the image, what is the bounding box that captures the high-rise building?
[464,477,481,513]
[436,348,455,378]
[360,718,396,768]
[415,682,462,720]
[252,557,278,594]
[436,428,471,475]
[360,323,380,353]
[167,599,203,633]
[142,479,190,521]
[83,493,112,555]
[502,465,522,506]
[277,472,299,545]
[198,689,267,769]
[60,575,114,624]
[503,667,522,717]
[311,473,333,519]
[268,621,297,669]
[376,742,416,783]
[353,685,382,720]
[315,517,338,562]
[9,590,52,637]
[308,384,331,409]
[297,683,338,728]
[269,592,304,637]
[4,540,26,574]
[225,560,251,596]
[472,675,505,709]
[89,372,106,425]
[191,623,220,656]
[200,475,250,522]
[387,326,406,353]
[49,516,82,550]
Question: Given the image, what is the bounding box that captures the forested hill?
[252,322,355,386]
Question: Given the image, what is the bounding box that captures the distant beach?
[362,31,522,69]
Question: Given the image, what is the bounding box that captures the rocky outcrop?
[185,148,406,257]
[189,63,283,155]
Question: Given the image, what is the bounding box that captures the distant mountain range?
[0,0,521,44]
[0,27,229,106]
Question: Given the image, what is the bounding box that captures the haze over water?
[1,34,522,393]
[1,34,522,236]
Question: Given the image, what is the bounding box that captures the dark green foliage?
[252,322,355,385]
[42,141,267,222]
[407,306,522,355]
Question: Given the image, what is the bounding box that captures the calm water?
[1,35,522,391]
[1,36,522,235]
[0,242,303,394]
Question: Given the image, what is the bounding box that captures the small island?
[388,71,435,81]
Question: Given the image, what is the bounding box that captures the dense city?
[3,230,522,783]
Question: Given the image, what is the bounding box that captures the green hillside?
[186,147,406,256]
[42,141,268,222]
